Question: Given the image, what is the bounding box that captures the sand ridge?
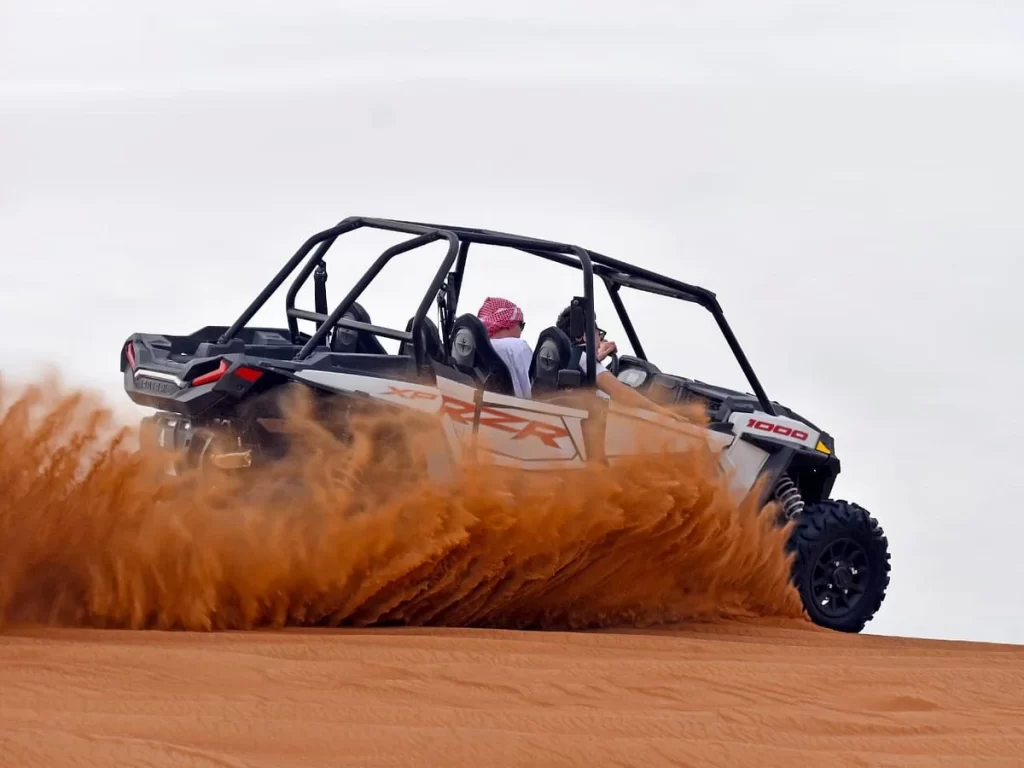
[2,620,1023,767]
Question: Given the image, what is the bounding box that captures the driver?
[553,302,679,418]
[554,304,618,381]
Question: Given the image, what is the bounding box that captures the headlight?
[618,368,647,388]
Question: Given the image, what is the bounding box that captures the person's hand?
[597,339,618,361]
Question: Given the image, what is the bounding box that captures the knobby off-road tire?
[787,499,891,633]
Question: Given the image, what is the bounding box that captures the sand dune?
[2,382,1022,765]
[2,619,1022,767]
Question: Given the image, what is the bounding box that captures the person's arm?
[595,371,682,420]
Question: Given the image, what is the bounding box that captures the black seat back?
[398,316,445,364]
[329,301,389,355]
[529,326,575,394]
[449,314,515,396]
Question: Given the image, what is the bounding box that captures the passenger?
[477,297,534,399]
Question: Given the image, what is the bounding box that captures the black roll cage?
[218,216,777,415]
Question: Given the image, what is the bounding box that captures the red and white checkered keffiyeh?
[477,296,524,337]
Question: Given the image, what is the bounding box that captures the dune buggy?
[119,216,891,633]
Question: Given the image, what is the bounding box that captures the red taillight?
[191,360,229,387]
[190,362,264,388]
[124,341,137,371]
[235,366,264,383]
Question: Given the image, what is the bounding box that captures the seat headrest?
[530,326,573,393]
[329,301,388,355]
[450,314,515,396]
[329,311,362,353]
[399,316,444,363]
[451,316,485,369]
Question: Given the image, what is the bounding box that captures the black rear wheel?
[787,499,891,633]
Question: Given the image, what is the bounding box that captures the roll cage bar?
[218,216,777,416]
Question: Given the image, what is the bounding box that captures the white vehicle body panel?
[604,400,732,459]
[295,370,444,415]
[292,369,792,499]
[728,411,820,451]
[719,438,771,498]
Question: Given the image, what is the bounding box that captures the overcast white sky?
[2,1,1022,644]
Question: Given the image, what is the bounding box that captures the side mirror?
[557,368,582,389]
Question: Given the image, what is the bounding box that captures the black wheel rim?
[810,537,871,618]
